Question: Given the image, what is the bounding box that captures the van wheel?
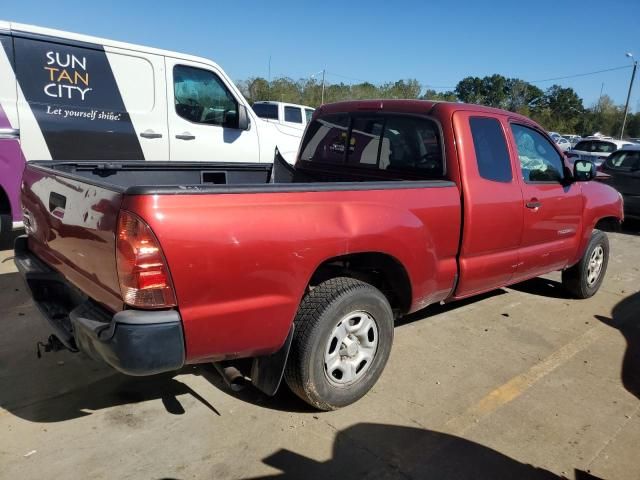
[284,277,394,411]
[562,230,609,299]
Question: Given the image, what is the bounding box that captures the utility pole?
[620,54,637,139]
[268,55,271,100]
[321,69,326,105]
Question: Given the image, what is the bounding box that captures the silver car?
[566,138,635,167]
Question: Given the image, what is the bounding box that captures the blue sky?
[4,0,640,109]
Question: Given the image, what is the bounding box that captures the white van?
[0,20,302,164]
[0,21,303,237]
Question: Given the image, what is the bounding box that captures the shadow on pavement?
[0,363,221,423]
[508,277,572,299]
[243,423,601,479]
[396,289,506,327]
[595,292,640,400]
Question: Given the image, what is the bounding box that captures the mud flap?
[250,324,295,397]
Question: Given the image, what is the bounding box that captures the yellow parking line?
[445,326,604,436]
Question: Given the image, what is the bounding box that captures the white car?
[562,134,582,147]
[252,101,315,132]
[566,138,636,167]
[555,136,572,151]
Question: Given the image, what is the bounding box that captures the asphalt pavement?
[1,228,639,479]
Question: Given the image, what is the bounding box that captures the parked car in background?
[555,136,572,151]
[598,144,640,219]
[16,99,622,411]
[0,20,302,243]
[548,131,562,142]
[252,101,315,132]
[562,134,582,147]
[565,138,635,168]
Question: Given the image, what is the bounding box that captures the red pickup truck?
[15,100,623,410]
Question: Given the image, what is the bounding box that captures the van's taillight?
[116,211,176,309]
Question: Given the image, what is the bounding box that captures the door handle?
[0,128,20,139]
[175,133,196,140]
[139,130,163,139]
[526,200,542,209]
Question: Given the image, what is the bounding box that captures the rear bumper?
[14,236,185,376]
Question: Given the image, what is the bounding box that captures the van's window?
[605,150,640,170]
[173,65,238,127]
[284,106,303,123]
[253,103,278,120]
[305,109,314,123]
[469,117,512,182]
[299,114,444,179]
[511,124,564,182]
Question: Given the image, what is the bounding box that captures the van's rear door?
[21,163,124,312]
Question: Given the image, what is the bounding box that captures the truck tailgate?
[21,164,123,312]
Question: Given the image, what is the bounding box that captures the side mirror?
[237,105,250,131]
[573,160,595,182]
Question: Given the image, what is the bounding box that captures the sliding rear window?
[299,113,445,179]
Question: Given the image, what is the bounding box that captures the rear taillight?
[116,210,177,309]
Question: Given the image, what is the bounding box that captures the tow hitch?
[36,334,67,358]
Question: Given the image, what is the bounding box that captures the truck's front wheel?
[285,277,394,410]
[562,229,609,299]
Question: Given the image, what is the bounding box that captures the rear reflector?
[116,211,177,309]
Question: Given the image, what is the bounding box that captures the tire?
[562,229,609,299]
[284,277,394,410]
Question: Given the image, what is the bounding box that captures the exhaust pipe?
[213,362,246,392]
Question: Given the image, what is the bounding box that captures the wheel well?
[594,216,621,232]
[308,253,412,315]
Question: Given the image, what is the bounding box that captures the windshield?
[252,103,279,120]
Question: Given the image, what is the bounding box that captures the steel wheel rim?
[324,310,379,387]
[587,245,604,286]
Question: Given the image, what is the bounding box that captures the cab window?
[284,106,303,124]
[173,65,238,127]
[299,114,444,179]
[511,124,564,182]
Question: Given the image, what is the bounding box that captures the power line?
[527,65,631,83]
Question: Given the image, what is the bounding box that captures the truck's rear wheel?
[562,229,609,299]
[284,277,394,410]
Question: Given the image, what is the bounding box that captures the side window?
[574,141,591,152]
[252,103,278,120]
[511,124,564,182]
[173,65,238,127]
[284,106,303,124]
[304,109,314,123]
[595,141,617,153]
[469,117,512,182]
[606,151,640,170]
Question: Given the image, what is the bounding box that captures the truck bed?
[20,159,461,363]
